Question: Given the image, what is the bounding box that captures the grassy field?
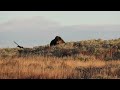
[0,56,120,79]
[0,38,120,79]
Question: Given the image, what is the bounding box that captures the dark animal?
[14,41,24,48]
[50,36,65,46]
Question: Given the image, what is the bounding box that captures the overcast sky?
[0,11,120,48]
[0,11,120,26]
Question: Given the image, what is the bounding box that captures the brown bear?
[50,36,65,46]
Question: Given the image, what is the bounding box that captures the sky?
[0,11,120,48]
[0,11,120,26]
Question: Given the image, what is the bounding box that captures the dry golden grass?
[0,56,120,79]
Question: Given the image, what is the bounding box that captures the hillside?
[0,38,120,61]
[0,38,120,79]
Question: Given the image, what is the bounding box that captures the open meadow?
[0,38,120,79]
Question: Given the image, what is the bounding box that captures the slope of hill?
[0,38,120,60]
[0,38,120,79]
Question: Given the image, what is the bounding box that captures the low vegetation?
[0,56,120,79]
[0,38,120,79]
